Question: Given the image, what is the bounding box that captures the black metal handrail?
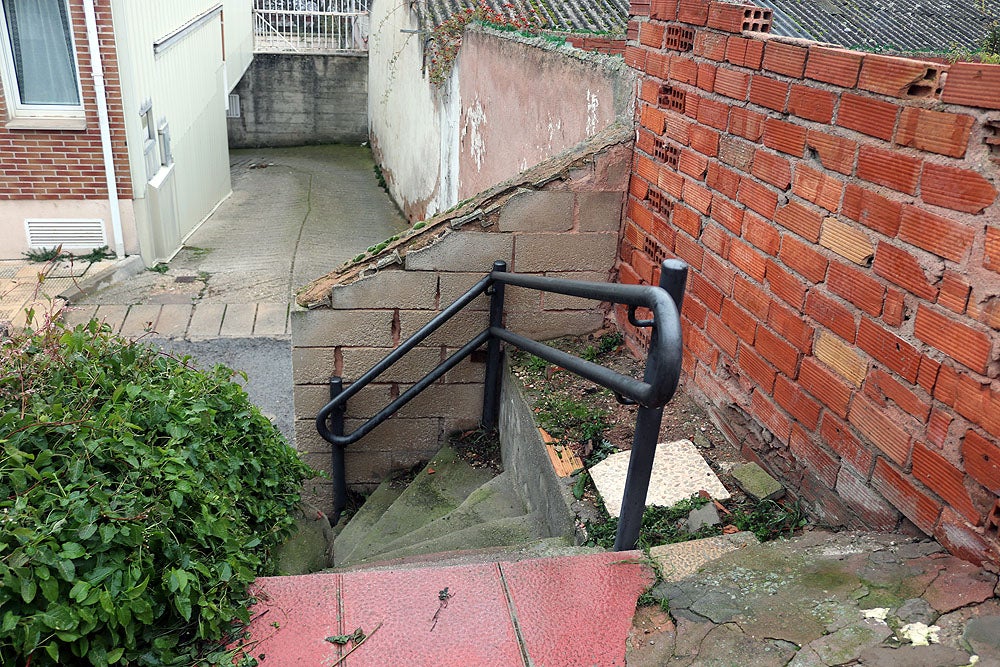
[316,259,688,550]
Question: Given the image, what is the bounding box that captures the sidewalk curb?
[59,255,145,303]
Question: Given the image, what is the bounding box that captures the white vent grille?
[227,93,241,118]
[25,219,106,249]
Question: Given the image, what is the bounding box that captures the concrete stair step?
[336,446,496,566]
[367,472,528,556]
[356,512,549,565]
[328,537,601,573]
[244,550,654,666]
[333,478,404,566]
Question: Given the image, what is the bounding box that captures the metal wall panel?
[111,1,252,261]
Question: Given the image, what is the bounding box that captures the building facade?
[0,0,253,264]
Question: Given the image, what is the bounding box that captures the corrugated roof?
[759,0,1000,52]
[422,0,629,34]
[423,0,999,53]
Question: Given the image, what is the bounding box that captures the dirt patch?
[449,427,503,474]
[627,605,676,665]
[509,328,742,471]
[509,330,809,547]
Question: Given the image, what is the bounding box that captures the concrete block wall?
[227,54,369,147]
[622,0,1000,564]
[293,127,631,505]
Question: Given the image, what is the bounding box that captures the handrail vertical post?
[329,376,347,525]
[659,258,689,314]
[482,260,506,431]
[614,259,688,551]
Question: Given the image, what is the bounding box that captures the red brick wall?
[565,35,626,56]
[620,0,1000,564]
[0,0,132,200]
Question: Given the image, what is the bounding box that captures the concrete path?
[67,144,408,328]
[48,145,408,444]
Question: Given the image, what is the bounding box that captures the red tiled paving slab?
[239,573,344,665]
[340,562,524,667]
[500,550,654,667]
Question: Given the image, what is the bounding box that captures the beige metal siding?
[111,1,252,262]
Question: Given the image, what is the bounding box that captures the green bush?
[0,320,314,665]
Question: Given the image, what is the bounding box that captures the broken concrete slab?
[964,615,1000,660]
[686,503,721,531]
[731,462,785,501]
[857,644,975,667]
[589,439,731,517]
[633,531,998,667]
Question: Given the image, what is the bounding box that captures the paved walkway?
[0,145,408,445]
[63,144,407,339]
[239,529,1000,666]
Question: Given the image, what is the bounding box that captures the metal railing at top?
[316,259,688,551]
[253,0,370,53]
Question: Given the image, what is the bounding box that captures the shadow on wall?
[228,53,369,147]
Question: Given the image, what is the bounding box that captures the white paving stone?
[589,439,731,517]
[650,532,760,582]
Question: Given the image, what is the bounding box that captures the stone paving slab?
[187,304,226,339]
[119,304,161,338]
[633,530,1000,667]
[220,303,256,337]
[245,550,652,666]
[154,304,193,338]
[650,531,759,583]
[589,439,731,517]
[61,304,98,328]
[93,305,128,334]
[0,258,125,330]
[254,302,289,336]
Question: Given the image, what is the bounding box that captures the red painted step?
[237,550,654,666]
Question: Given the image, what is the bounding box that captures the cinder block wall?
[227,54,369,147]
[293,127,631,506]
[621,0,1000,563]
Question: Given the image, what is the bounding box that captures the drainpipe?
[82,0,126,259]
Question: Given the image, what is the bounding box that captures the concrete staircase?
[333,446,561,568]
[239,443,656,666]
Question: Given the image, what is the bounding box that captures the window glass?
[141,103,159,180]
[2,0,80,107]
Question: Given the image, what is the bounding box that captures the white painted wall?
[367,0,452,221]
[368,24,633,222]
[111,1,253,263]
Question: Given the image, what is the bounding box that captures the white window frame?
[0,0,86,130]
[157,120,172,167]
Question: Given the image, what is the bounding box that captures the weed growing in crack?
[535,394,609,449]
[585,493,808,550]
[732,498,807,542]
[582,331,623,362]
[23,245,115,264]
[636,590,671,613]
[584,495,715,550]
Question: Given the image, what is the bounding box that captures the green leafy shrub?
[0,319,314,665]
